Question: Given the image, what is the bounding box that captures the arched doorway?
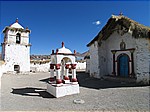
[61,57,72,78]
[117,54,129,77]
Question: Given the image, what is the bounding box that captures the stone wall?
[98,40,107,77]
[76,62,86,71]
[30,62,50,72]
[89,41,100,78]
[30,61,86,72]
[86,59,90,73]
[135,38,150,84]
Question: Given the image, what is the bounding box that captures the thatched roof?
[87,15,150,47]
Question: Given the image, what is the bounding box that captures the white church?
[87,14,150,84]
[1,19,31,74]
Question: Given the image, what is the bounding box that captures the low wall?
[30,63,50,73]
[76,62,86,71]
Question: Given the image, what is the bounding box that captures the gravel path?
[1,72,149,111]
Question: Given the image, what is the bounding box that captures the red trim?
[56,49,59,54]
[65,64,70,69]
[55,64,61,70]
[112,53,116,76]
[72,78,77,82]
[62,42,64,47]
[50,64,55,69]
[74,50,76,55]
[130,52,135,77]
[50,77,55,82]
[56,79,62,84]
[64,76,69,80]
[16,18,18,23]
[71,64,76,69]
[52,50,54,54]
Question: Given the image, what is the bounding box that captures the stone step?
[103,75,136,83]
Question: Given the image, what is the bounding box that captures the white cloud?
[96,21,101,25]
[93,20,101,25]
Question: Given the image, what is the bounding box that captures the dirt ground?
[0,72,149,111]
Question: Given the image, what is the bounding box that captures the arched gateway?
[47,42,79,98]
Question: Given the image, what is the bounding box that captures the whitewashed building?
[1,19,31,74]
[84,52,90,73]
[87,14,150,84]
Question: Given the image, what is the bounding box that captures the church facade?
[87,15,150,84]
[1,19,31,74]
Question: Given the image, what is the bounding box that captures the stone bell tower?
[1,19,31,74]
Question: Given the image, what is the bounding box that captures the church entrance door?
[118,54,129,77]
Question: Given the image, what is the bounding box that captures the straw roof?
[87,15,150,47]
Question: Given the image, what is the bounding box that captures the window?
[14,65,20,73]
[16,33,21,44]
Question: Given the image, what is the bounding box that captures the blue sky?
[0,1,149,55]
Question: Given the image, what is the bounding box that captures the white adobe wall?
[7,30,29,45]
[86,59,90,73]
[76,62,86,71]
[30,62,50,72]
[0,61,5,77]
[98,40,107,77]
[4,44,30,73]
[135,38,150,84]
[105,31,136,76]
[0,65,3,77]
[51,55,76,64]
[89,30,149,84]
[89,41,100,78]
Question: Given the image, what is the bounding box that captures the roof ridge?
[111,14,150,30]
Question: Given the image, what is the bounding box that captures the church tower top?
[3,19,31,33]
[9,18,24,29]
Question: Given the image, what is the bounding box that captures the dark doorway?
[14,65,20,73]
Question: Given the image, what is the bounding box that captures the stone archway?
[61,57,72,80]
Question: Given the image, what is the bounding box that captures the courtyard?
[0,72,149,111]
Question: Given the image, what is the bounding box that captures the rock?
[73,99,85,104]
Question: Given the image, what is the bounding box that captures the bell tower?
[1,19,31,74]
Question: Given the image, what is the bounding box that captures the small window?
[14,65,20,73]
[16,33,21,44]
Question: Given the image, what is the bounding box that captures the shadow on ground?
[11,87,55,98]
[39,72,148,90]
[77,72,149,89]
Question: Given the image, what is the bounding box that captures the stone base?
[64,80,71,84]
[47,83,80,98]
